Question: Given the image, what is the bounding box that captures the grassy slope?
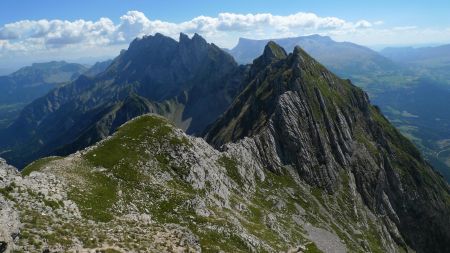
[12,114,409,252]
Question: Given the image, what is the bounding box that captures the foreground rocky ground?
[0,114,439,253]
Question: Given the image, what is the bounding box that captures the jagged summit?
[205,42,361,150]
[179,32,208,44]
[0,33,246,168]
[205,43,369,187]
[251,41,287,70]
[260,41,287,61]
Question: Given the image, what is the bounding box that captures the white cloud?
[0,10,377,50]
[0,10,448,67]
[393,26,417,31]
[355,20,372,29]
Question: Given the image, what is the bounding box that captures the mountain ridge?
[0,41,448,252]
[207,42,450,251]
[229,35,450,183]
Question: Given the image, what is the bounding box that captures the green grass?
[42,199,64,210]
[102,249,122,253]
[66,115,193,222]
[67,168,118,222]
[305,242,323,253]
[22,157,61,176]
[236,170,312,251]
[84,115,190,179]
[0,183,15,201]
[364,220,385,253]
[198,229,251,253]
[218,155,242,186]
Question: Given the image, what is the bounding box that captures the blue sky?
[1,0,449,27]
[1,0,450,68]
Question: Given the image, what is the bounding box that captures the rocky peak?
[257,41,287,62]
[205,45,450,252]
[178,33,208,47]
[178,33,211,65]
[264,41,288,60]
[251,41,287,71]
[129,33,175,50]
[192,33,208,44]
[0,32,246,168]
[179,32,190,42]
[205,44,358,150]
[292,45,306,57]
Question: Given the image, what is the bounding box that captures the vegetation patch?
[71,115,193,221]
[305,242,323,253]
[197,229,251,253]
[22,157,61,176]
[0,183,15,200]
[218,155,242,186]
[67,168,118,222]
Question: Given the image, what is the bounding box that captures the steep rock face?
[206,43,450,252]
[0,33,246,168]
[206,45,368,191]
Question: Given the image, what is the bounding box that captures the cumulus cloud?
[0,10,448,67]
[0,10,379,51]
[355,20,372,29]
[0,18,116,48]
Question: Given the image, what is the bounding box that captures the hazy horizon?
[1,32,449,73]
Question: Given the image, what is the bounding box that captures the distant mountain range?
[381,44,450,84]
[0,60,112,129]
[0,61,88,128]
[228,35,401,88]
[82,59,114,77]
[381,44,450,66]
[0,68,15,75]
